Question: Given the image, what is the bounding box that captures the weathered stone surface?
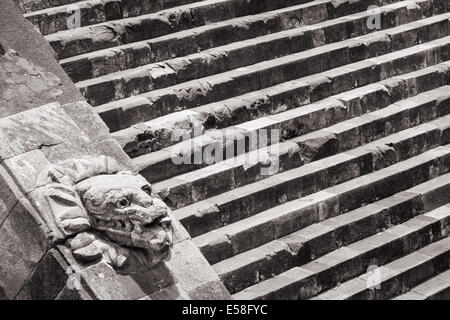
[47,0,319,59]
[3,150,51,194]
[188,280,232,300]
[76,2,446,110]
[0,50,63,117]
[99,24,447,125]
[34,156,174,274]
[295,131,338,163]
[146,283,190,300]
[166,239,229,297]
[40,137,95,164]
[61,101,110,143]
[0,102,87,160]
[137,62,450,186]
[79,262,133,300]
[9,0,450,301]
[15,249,68,300]
[55,284,91,300]
[0,165,23,226]
[72,243,103,263]
[0,197,50,299]
[0,0,84,112]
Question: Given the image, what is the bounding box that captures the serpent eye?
[116,198,130,209]
[142,185,152,195]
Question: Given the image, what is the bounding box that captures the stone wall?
[0,0,83,117]
[0,0,230,300]
[0,101,229,300]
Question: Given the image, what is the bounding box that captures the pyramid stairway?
[21,0,450,299]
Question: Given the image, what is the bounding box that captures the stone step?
[133,62,450,184]
[392,268,450,299]
[101,33,450,140]
[46,0,317,59]
[17,0,450,301]
[154,88,450,211]
[293,86,450,154]
[153,141,304,208]
[15,0,82,13]
[59,0,404,81]
[314,234,450,300]
[76,1,432,100]
[25,0,208,35]
[174,142,450,238]
[195,117,450,266]
[217,173,450,294]
[119,61,450,162]
[69,1,423,81]
[232,208,450,299]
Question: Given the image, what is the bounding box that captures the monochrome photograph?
[0,0,449,306]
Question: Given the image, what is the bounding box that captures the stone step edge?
[392,268,450,299]
[195,116,450,265]
[159,85,450,217]
[216,174,450,294]
[174,141,450,238]
[131,62,450,184]
[232,209,450,299]
[46,0,317,58]
[76,0,430,88]
[151,85,450,206]
[25,0,208,35]
[104,32,450,148]
[314,233,450,300]
[58,0,407,79]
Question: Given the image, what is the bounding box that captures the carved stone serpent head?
[37,156,173,274]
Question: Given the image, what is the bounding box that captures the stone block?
[326,277,368,300]
[188,281,231,300]
[294,130,338,163]
[308,74,332,102]
[84,139,133,169]
[3,150,51,194]
[41,137,92,164]
[195,230,233,265]
[165,239,222,293]
[227,246,287,293]
[0,165,23,226]
[272,200,318,239]
[0,197,50,299]
[315,246,362,285]
[294,223,337,260]
[97,104,123,133]
[55,284,91,300]
[119,263,179,299]
[0,102,87,160]
[16,249,68,300]
[79,262,133,300]
[61,101,110,142]
[228,215,276,255]
[62,56,93,82]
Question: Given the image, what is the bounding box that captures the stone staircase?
[21,0,450,299]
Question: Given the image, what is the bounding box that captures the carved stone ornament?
[36,156,173,274]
